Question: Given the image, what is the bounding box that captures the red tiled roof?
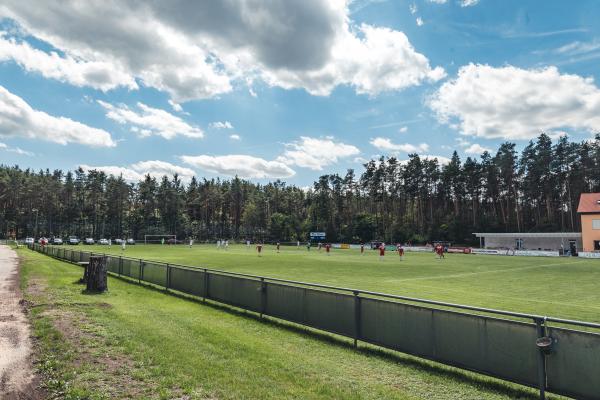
[577,193,600,213]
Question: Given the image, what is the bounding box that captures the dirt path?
[0,245,41,399]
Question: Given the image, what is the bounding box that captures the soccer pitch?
[85,243,600,323]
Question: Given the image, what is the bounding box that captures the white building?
[473,232,582,253]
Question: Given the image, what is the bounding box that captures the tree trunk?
[86,256,108,292]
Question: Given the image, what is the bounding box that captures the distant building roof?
[473,232,581,238]
[577,193,600,214]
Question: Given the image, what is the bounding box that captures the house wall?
[581,214,600,251]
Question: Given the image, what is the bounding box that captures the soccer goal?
[144,234,177,245]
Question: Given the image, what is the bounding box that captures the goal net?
[144,234,177,244]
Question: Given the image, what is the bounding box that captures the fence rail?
[28,243,600,400]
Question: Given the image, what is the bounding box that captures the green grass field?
[20,248,565,399]
[84,243,600,323]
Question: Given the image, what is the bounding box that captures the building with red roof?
[578,193,600,252]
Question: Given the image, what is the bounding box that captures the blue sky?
[1,0,600,185]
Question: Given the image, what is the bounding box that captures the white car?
[84,238,95,245]
[52,237,63,245]
[25,237,34,245]
[98,238,109,245]
[114,238,124,244]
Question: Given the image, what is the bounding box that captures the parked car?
[68,236,80,245]
[38,237,48,245]
[98,238,109,245]
[84,238,95,245]
[52,237,63,245]
[126,238,136,245]
[25,237,34,245]
[114,238,124,244]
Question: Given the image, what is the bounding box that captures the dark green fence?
[30,244,600,400]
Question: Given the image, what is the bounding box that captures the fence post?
[119,256,123,276]
[535,317,547,400]
[139,259,143,284]
[260,277,266,319]
[353,290,361,348]
[166,263,170,290]
[203,268,209,302]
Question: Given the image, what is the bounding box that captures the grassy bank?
[20,248,563,399]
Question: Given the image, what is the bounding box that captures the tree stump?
[86,256,108,292]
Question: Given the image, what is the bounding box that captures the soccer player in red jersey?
[325,243,331,255]
[397,244,404,260]
[257,243,263,257]
[360,243,365,255]
[379,243,385,261]
[276,242,280,253]
[435,244,444,259]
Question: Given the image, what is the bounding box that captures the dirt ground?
[0,245,43,399]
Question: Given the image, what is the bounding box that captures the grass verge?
[20,248,564,399]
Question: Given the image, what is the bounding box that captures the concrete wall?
[484,236,582,251]
[580,214,600,251]
[579,251,600,258]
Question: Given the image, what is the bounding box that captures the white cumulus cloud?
[460,0,479,6]
[278,136,360,170]
[0,34,137,91]
[0,85,115,147]
[80,160,196,182]
[0,141,34,156]
[181,154,295,179]
[229,134,241,140]
[168,99,183,112]
[370,137,429,153]
[429,64,600,140]
[98,101,203,139]
[263,23,445,96]
[0,1,443,100]
[209,121,234,129]
[464,143,491,155]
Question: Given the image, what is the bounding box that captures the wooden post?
[86,256,108,292]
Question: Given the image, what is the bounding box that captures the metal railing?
[29,243,600,400]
